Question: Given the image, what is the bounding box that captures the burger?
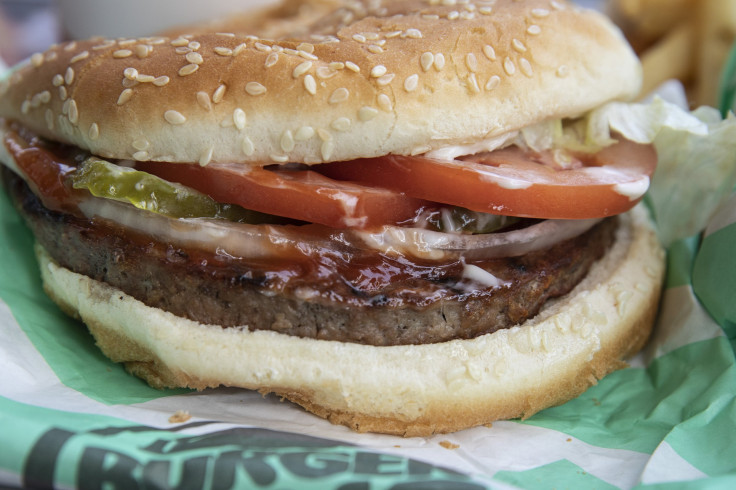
[0,0,665,436]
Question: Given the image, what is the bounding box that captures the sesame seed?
[63,41,77,51]
[467,73,480,93]
[317,66,337,79]
[135,45,151,58]
[405,29,422,39]
[551,0,565,9]
[370,65,387,77]
[217,32,235,37]
[434,53,446,70]
[164,110,187,125]
[352,34,366,43]
[460,11,475,19]
[527,25,542,35]
[255,42,272,52]
[52,74,64,87]
[297,42,315,54]
[93,41,115,50]
[122,78,139,88]
[88,122,99,140]
[304,75,317,94]
[136,74,155,83]
[485,75,500,90]
[376,73,394,86]
[117,89,134,105]
[270,154,289,163]
[242,136,255,155]
[317,128,332,142]
[47,51,59,62]
[295,126,315,141]
[133,151,150,161]
[179,64,199,76]
[245,82,267,96]
[118,39,136,47]
[232,43,247,56]
[367,45,383,54]
[479,6,492,14]
[45,109,54,129]
[188,41,201,51]
[321,140,335,161]
[30,94,42,108]
[386,30,402,38]
[214,46,233,56]
[199,146,214,166]
[422,14,440,20]
[329,87,350,104]
[233,108,247,130]
[358,106,378,121]
[65,67,75,85]
[280,130,295,152]
[31,53,44,67]
[196,91,212,111]
[512,39,527,53]
[171,37,189,47]
[185,52,203,64]
[68,99,79,124]
[153,76,170,87]
[420,52,434,72]
[265,52,279,67]
[466,53,478,72]
[123,67,138,80]
[58,86,67,101]
[113,49,133,58]
[331,117,351,132]
[293,61,312,78]
[531,8,550,17]
[175,47,192,55]
[482,45,496,61]
[299,51,318,61]
[363,32,380,41]
[39,90,51,103]
[132,138,149,151]
[503,57,516,76]
[404,74,419,92]
[519,58,533,76]
[345,61,360,72]
[212,84,226,104]
[377,93,392,112]
[21,100,30,114]
[556,65,569,77]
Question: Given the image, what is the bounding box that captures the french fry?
[639,21,696,98]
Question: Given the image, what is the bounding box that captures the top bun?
[0,0,641,165]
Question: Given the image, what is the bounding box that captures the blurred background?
[0,0,733,109]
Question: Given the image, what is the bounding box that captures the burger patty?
[3,166,617,346]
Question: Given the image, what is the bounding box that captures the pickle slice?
[70,157,280,224]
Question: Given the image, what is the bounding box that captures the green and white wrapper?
[2,74,736,488]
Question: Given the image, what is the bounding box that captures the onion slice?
[352,219,602,260]
[79,195,601,262]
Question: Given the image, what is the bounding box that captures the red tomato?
[3,131,82,213]
[136,162,430,229]
[319,140,657,219]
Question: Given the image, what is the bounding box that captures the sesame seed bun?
[35,204,663,436]
[0,0,640,166]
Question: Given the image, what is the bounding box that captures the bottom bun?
[36,205,664,436]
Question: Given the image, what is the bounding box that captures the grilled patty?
[3,165,616,346]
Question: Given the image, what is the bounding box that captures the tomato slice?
[319,139,657,219]
[136,162,430,229]
[3,130,83,213]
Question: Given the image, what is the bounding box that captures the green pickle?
[70,157,278,224]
